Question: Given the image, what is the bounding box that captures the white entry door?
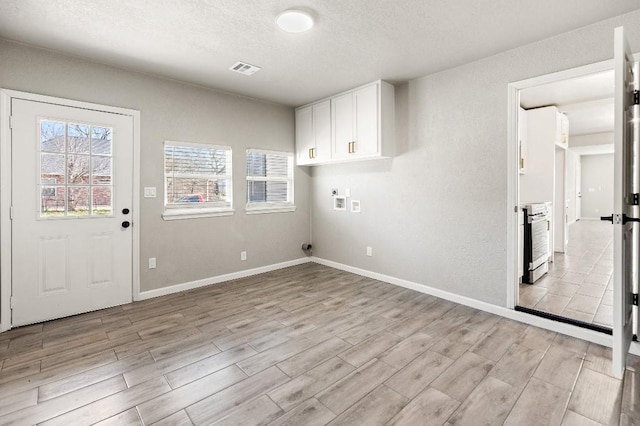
[11,98,133,326]
[611,26,639,378]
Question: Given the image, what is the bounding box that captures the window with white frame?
[246,149,295,214]
[163,141,233,220]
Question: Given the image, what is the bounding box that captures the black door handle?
[623,214,640,224]
[600,214,640,224]
[122,221,130,228]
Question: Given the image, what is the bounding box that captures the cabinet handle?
[347,142,352,154]
[520,158,524,169]
[352,141,356,153]
[312,148,316,158]
[309,148,313,159]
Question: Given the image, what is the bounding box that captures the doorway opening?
[515,70,615,332]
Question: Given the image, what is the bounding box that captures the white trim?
[506,83,519,310]
[245,205,296,215]
[0,89,142,325]
[162,208,234,220]
[312,256,613,348]
[139,257,311,300]
[0,92,12,332]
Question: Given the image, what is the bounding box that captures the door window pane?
[67,124,90,154]
[40,186,65,217]
[38,119,114,219]
[67,154,90,184]
[67,187,90,216]
[92,187,112,215]
[92,157,112,185]
[41,154,65,183]
[40,121,65,153]
[91,126,112,155]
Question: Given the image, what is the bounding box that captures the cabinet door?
[332,92,354,159]
[354,83,379,156]
[313,100,331,163]
[518,106,527,174]
[295,105,314,165]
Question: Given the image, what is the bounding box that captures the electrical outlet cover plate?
[351,200,361,213]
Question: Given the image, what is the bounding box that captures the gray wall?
[0,39,310,294]
[580,154,614,219]
[311,9,640,307]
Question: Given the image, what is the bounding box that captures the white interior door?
[11,98,133,326]
[611,26,638,378]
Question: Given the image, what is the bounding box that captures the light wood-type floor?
[0,263,637,425]
[519,220,614,328]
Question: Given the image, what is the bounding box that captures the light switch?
[144,187,157,198]
[345,188,351,197]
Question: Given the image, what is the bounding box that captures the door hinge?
[9,296,13,309]
[9,115,14,129]
[633,293,639,306]
[9,206,13,220]
[634,90,640,105]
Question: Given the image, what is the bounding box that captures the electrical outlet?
[241,251,247,261]
[148,257,156,269]
[366,246,373,257]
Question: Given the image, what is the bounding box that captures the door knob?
[121,221,130,228]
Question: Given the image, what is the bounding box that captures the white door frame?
[0,89,141,332]
[507,55,640,355]
[507,58,616,310]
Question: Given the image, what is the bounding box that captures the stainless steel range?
[522,203,551,283]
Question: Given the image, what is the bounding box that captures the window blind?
[246,150,293,205]
[164,142,233,210]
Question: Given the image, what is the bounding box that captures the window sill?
[245,205,296,215]
[162,208,234,221]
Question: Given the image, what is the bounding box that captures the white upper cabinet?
[295,99,331,165]
[295,105,314,165]
[556,112,569,147]
[296,80,394,165]
[518,106,528,174]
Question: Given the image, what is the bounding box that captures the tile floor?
[0,263,638,425]
[519,220,614,328]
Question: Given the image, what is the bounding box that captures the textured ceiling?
[0,1,639,106]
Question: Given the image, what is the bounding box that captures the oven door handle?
[528,216,548,224]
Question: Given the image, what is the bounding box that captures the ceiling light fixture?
[276,9,314,33]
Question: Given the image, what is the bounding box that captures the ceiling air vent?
[229,61,261,76]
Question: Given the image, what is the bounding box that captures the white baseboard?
[311,256,615,348]
[138,257,312,300]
